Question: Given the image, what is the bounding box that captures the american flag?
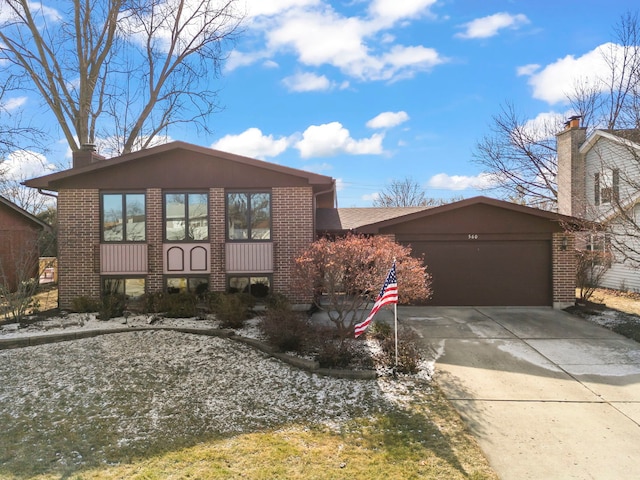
[354,261,398,337]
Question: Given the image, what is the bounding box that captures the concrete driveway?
[400,306,640,480]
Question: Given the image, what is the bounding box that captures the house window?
[165,193,209,241]
[102,193,146,242]
[166,276,209,295]
[228,275,271,298]
[227,192,271,240]
[103,277,146,299]
[596,169,619,205]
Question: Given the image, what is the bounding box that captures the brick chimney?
[556,116,587,217]
[72,143,105,169]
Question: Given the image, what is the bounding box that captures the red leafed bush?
[294,234,432,338]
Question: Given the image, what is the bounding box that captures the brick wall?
[146,188,163,292]
[57,189,100,309]
[209,188,226,291]
[272,186,315,304]
[552,232,576,308]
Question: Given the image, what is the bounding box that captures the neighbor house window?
[166,276,209,295]
[102,193,146,242]
[227,192,271,240]
[165,192,209,241]
[103,277,146,299]
[228,276,271,298]
[595,169,619,205]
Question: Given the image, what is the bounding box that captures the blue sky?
[4,0,640,207]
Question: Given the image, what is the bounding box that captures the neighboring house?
[24,141,578,310]
[0,195,50,291]
[24,142,335,310]
[557,117,640,292]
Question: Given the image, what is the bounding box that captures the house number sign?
[468,234,479,240]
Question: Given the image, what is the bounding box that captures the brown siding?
[0,205,41,291]
[272,186,315,304]
[58,189,100,309]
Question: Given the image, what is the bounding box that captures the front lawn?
[0,330,496,480]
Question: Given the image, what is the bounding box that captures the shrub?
[98,293,126,320]
[373,326,422,374]
[315,338,355,369]
[158,292,198,318]
[369,320,392,340]
[71,296,101,313]
[264,292,291,311]
[294,234,431,339]
[261,307,308,353]
[216,293,251,328]
[576,249,612,303]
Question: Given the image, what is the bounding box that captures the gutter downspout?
[313,180,338,239]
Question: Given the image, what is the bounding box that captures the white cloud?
[0,150,57,181]
[0,2,61,23]
[456,12,529,39]
[211,128,291,159]
[517,63,539,76]
[335,177,345,191]
[368,0,438,25]
[361,192,380,202]
[522,111,567,140]
[295,122,384,158]
[522,43,619,104]
[427,172,498,191]
[367,111,409,129]
[282,72,332,92]
[243,0,321,18]
[0,96,27,112]
[229,1,447,82]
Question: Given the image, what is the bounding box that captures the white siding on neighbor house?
[583,135,640,293]
[600,206,640,292]
[600,263,640,292]
[585,137,640,221]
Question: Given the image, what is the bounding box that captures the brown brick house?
[25,141,579,310]
[24,142,335,309]
[0,195,50,291]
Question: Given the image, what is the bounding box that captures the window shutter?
[594,172,600,206]
[612,169,620,203]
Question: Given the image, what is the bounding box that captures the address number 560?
[468,234,478,240]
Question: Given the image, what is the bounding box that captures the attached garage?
[317,197,579,309]
[405,239,551,306]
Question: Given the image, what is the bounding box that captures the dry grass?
[586,288,640,316]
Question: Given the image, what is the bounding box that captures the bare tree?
[473,102,563,210]
[372,177,462,207]
[0,0,244,155]
[373,177,428,207]
[0,75,46,160]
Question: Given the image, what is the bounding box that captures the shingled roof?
[316,206,431,232]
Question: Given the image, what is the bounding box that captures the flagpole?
[394,301,398,369]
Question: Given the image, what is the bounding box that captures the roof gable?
[0,195,50,231]
[320,197,583,234]
[580,129,640,154]
[24,141,335,195]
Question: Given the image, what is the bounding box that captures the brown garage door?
[404,240,552,306]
